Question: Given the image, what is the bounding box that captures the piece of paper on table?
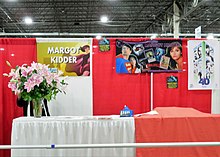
[145,110,158,115]
[135,110,158,117]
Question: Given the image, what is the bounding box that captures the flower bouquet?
[4,61,68,117]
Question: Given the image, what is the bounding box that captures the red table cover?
[135,107,220,157]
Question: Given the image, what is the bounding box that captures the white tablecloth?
[11,116,135,157]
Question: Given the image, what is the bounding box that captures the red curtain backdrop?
[93,38,151,115]
[92,38,211,115]
[0,38,36,157]
[153,39,211,112]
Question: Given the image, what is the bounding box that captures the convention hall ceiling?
[0,0,219,37]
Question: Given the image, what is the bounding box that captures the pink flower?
[5,61,67,101]
[21,64,28,67]
[24,79,34,93]
[45,75,53,85]
[8,69,16,77]
[31,74,43,86]
[20,67,31,77]
[8,82,17,91]
[31,62,38,70]
[14,89,21,95]
[21,69,28,77]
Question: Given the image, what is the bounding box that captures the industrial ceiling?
[0,0,219,37]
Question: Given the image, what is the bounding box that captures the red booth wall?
[0,38,37,157]
[92,38,211,115]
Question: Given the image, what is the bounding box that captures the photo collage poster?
[115,39,183,74]
[188,40,220,90]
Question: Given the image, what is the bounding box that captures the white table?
[11,116,135,157]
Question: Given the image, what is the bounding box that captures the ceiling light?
[100,16,108,23]
[24,17,33,25]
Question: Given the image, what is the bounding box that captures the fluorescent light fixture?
[207,33,214,39]
[100,16,108,23]
[24,17,33,25]
[96,35,102,40]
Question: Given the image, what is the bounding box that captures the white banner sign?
[195,26,201,38]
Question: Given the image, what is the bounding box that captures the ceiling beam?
[0,5,26,33]
[176,0,208,22]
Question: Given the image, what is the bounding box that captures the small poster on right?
[188,40,220,90]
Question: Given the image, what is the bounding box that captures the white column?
[150,72,153,111]
[173,1,180,38]
[212,89,220,114]
[211,40,220,114]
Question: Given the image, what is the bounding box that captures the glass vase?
[32,99,43,118]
